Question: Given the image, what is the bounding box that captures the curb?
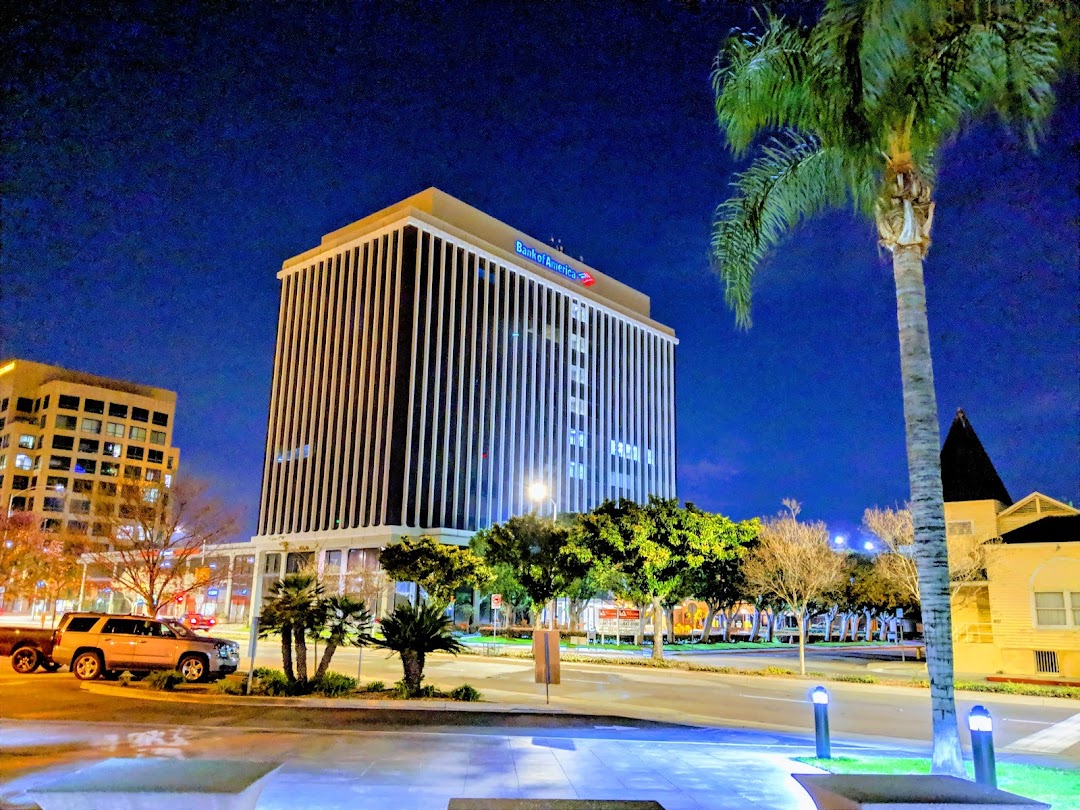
[78,681,567,714]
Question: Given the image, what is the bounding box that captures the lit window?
[129,426,147,441]
[100,462,119,477]
[103,442,122,457]
[106,422,125,437]
[75,457,97,474]
[164,474,172,488]
[145,468,161,482]
[143,488,159,503]
[46,476,68,491]
[18,434,34,449]
[81,418,102,434]
[150,430,166,445]
[647,449,654,465]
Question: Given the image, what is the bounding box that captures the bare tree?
[864,504,990,610]
[744,500,845,674]
[86,476,238,615]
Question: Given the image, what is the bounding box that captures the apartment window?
[947,521,974,536]
[11,475,29,490]
[70,499,90,514]
[55,414,77,431]
[43,497,64,512]
[100,462,119,477]
[143,488,159,503]
[67,520,89,535]
[34,399,40,412]
[106,422,125,437]
[129,426,147,441]
[0,398,7,411]
[150,430,166,445]
[286,551,313,574]
[46,475,68,491]
[75,458,97,474]
[81,418,102,434]
[92,522,110,537]
[1034,592,1068,626]
[98,481,117,496]
[147,449,163,465]
[16,398,33,413]
[126,445,145,461]
[103,442,122,457]
[123,464,141,480]
[108,403,128,418]
[42,517,61,532]
[152,412,169,427]
[131,407,149,423]
[58,395,79,411]
[325,550,342,571]
[164,474,172,489]
[49,455,71,471]
[145,468,161,482]
[18,434,35,449]
[52,435,75,451]
[78,438,99,454]
[84,398,104,414]
[167,456,174,470]
[347,548,378,572]
[32,455,41,470]
[73,479,93,493]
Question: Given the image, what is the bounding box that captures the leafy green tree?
[375,602,463,695]
[686,516,760,643]
[259,573,323,684]
[379,535,491,610]
[710,0,1061,774]
[473,515,589,628]
[312,594,373,680]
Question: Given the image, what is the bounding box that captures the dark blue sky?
[4,2,1077,541]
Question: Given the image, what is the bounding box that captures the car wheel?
[72,651,104,681]
[11,647,41,674]
[178,654,207,683]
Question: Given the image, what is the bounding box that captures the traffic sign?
[492,594,502,609]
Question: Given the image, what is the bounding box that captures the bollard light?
[968,705,997,788]
[810,686,831,759]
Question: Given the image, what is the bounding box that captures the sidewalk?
[1,720,829,809]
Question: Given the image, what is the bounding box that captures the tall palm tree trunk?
[891,241,964,777]
[281,623,295,683]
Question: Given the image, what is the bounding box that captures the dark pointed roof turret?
[940,409,1012,506]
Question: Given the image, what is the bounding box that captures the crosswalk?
[1005,712,1080,754]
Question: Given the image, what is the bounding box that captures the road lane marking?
[1003,718,1053,726]
[1004,712,1080,754]
[737,694,806,704]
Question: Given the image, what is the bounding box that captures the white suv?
[52,613,240,683]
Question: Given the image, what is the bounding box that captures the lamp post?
[528,482,558,628]
[969,705,997,788]
[811,686,831,759]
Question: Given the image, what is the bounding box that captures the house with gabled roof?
[942,409,1080,679]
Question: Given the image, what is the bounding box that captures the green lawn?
[798,756,1080,810]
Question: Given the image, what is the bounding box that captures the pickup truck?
[51,612,240,682]
[0,626,61,673]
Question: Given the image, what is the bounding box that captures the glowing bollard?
[811,686,831,759]
[969,705,997,788]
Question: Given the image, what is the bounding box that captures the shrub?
[146,670,184,691]
[251,668,291,696]
[313,672,358,697]
[760,666,796,676]
[832,674,879,684]
[449,684,481,702]
[392,679,439,698]
[214,678,246,695]
[363,681,385,692]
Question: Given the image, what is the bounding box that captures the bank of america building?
[250,189,677,600]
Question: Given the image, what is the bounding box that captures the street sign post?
[492,594,502,639]
[246,616,260,696]
[532,629,560,704]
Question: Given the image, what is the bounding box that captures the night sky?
[3,2,1077,542]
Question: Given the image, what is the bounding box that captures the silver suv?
[52,613,240,683]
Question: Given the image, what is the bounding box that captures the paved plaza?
[1,721,835,809]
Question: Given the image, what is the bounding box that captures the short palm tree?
[710,0,1060,775]
[374,602,463,695]
[312,594,373,680]
[259,573,323,683]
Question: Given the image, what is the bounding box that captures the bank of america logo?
[515,240,596,286]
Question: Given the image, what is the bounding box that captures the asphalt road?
[2,643,1078,766]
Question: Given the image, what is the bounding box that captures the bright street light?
[863,540,875,551]
[833,535,846,546]
[528,482,549,502]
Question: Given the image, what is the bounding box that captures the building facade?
[0,359,180,542]
[249,189,678,600]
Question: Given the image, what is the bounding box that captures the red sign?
[492,594,503,609]
[598,608,640,621]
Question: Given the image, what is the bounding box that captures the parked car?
[0,626,61,673]
[182,612,217,630]
[50,612,240,683]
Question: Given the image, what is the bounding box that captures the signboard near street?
[491,594,502,609]
[597,607,640,635]
[532,629,560,689]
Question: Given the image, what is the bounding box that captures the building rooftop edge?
[0,358,177,403]
[278,188,677,339]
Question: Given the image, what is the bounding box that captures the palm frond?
[710,134,874,328]
[712,13,817,154]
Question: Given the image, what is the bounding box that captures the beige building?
[942,410,1080,679]
[0,359,180,545]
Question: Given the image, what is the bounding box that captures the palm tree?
[710,0,1059,775]
[313,595,373,680]
[259,573,323,683]
[374,602,463,695]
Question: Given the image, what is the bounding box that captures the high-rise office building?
[0,359,180,542]
[251,189,677,579]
